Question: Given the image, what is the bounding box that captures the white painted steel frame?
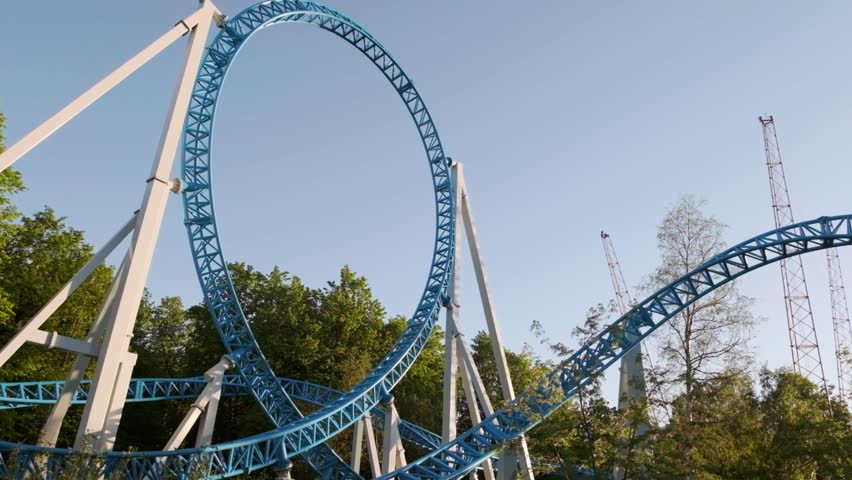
[0,1,221,451]
[440,162,534,480]
[75,2,218,451]
[163,356,232,450]
[381,397,407,474]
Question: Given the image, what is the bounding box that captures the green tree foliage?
[644,194,757,477]
[527,309,627,479]
[758,369,852,479]
[0,209,113,445]
[470,330,543,410]
[650,372,764,479]
[0,112,26,326]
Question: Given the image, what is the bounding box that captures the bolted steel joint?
[169,178,183,193]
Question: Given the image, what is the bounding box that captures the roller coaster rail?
[0,1,848,479]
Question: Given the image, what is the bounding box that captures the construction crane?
[601,231,651,480]
[826,247,852,404]
[600,231,651,416]
[759,115,828,391]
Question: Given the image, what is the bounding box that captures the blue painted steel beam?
[181,2,452,478]
[0,376,442,451]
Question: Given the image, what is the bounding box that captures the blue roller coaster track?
[181,1,451,478]
[3,211,851,478]
[1,1,849,479]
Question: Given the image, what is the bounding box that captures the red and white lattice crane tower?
[826,245,852,404]
[759,115,828,391]
[600,232,650,416]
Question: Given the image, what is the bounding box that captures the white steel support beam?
[452,325,495,416]
[442,163,465,444]
[195,355,232,447]
[0,216,135,368]
[163,356,232,451]
[453,162,535,480]
[351,412,382,477]
[363,413,382,478]
[39,252,131,448]
[457,346,496,480]
[381,397,406,474]
[25,330,100,357]
[442,312,460,443]
[0,8,213,172]
[75,2,217,450]
[458,169,514,401]
[351,414,365,473]
[100,351,138,450]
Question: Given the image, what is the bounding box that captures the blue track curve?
[181,1,452,478]
[1,214,850,479]
[0,376,593,478]
[0,376,442,451]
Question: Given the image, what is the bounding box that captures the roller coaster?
[0,1,847,479]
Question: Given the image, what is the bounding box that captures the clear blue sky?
[3,1,852,403]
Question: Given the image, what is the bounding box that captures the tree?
[644,195,757,477]
[649,372,764,479]
[0,112,26,326]
[758,369,852,479]
[528,309,625,479]
[0,209,113,446]
[470,330,543,410]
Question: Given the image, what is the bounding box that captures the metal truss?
[180,1,452,478]
[826,248,852,403]
[0,376,441,452]
[378,215,852,480]
[4,1,852,479]
[1,215,850,479]
[760,116,828,390]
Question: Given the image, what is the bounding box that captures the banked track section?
[181,1,452,479]
[383,215,852,480]
[0,215,850,479]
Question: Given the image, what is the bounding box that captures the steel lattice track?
[182,1,452,478]
[3,1,851,479]
[2,215,851,479]
[0,376,442,452]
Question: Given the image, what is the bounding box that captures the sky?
[3,1,852,406]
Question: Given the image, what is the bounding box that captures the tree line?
[0,113,849,479]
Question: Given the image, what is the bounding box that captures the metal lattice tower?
[759,115,828,391]
[601,232,632,316]
[600,232,650,416]
[826,247,852,403]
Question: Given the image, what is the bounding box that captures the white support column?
[38,251,131,448]
[273,461,293,480]
[458,171,514,401]
[195,356,232,447]
[454,162,534,480]
[442,311,460,443]
[0,7,213,172]
[363,413,382,478]
[442,163,465,444]
[351,415,365,473]
[75,2,217,451]
[0,216,135,368]
[457,346,496,480]
[381,397,405,474]
[453,326,495,416]
[163,356,232,451]
[99,351,138,450]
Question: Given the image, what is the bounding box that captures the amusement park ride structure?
[1,1,852,479]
